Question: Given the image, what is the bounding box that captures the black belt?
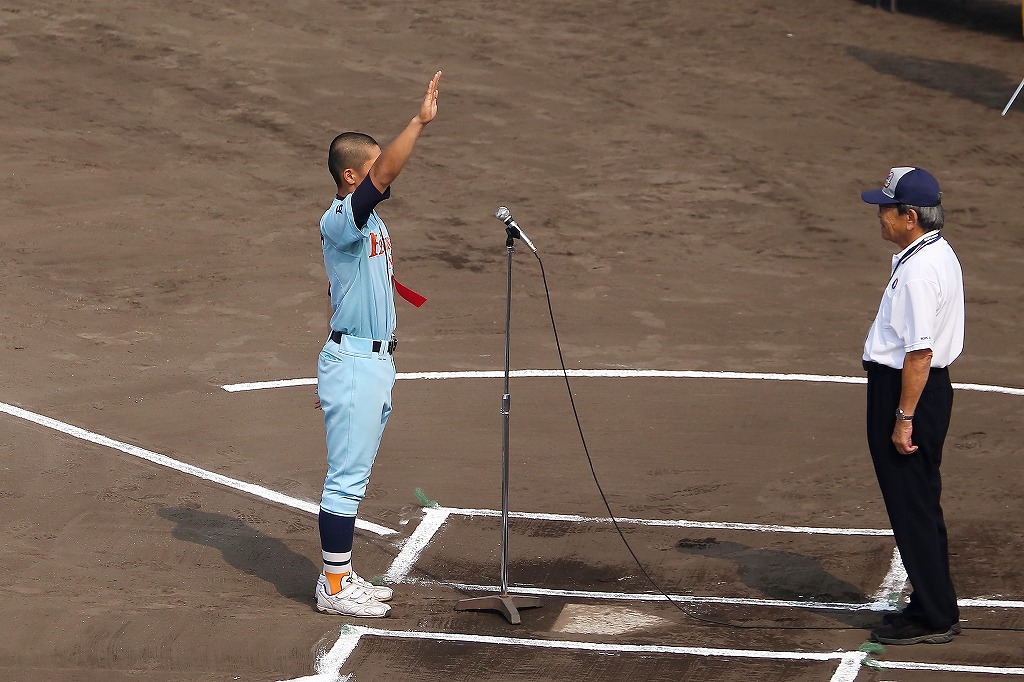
[329,330,397,354]
[863,360,947,375]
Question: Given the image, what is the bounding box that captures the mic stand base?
[454,593,543,625]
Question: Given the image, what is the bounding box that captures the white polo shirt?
[863,232,965,369]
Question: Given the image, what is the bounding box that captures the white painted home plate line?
[423,579,1024,612]
[278,625,362,682]
[959,597,1024,609]
[876,660,1024,675]
[871,547,909,603]
[829,653,869,682]
[330,625,848,661]
[0,401,395,537]
[221,369,1024,396]
[445,506,892,536]
[383,507,451,583]
[223,377,316,392]
[436,581,886,611]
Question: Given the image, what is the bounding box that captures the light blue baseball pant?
[318,334,396,517]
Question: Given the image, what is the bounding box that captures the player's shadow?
[846,46,1019,111]
[158,506,318,606]
[853,0,1022,40]
[677,538,880,627]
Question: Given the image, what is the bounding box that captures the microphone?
[494,206,537,253]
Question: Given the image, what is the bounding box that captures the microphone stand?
[454,226,542,624]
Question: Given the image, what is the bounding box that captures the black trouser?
[864,360,959,630]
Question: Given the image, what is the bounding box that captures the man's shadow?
[846,46,1019,111]
[158,506,318,606]
[677,537,882,628]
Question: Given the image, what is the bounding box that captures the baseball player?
[314,71,441,617]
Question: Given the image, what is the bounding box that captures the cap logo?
[881,170,896,199]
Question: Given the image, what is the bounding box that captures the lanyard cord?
[888,232,942,289]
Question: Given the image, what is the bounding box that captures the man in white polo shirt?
[860,166,964,645]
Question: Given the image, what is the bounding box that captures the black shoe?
[870,619,961,645]
[881,611,905,625]
[865,611,906,630]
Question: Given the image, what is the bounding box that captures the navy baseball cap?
[861,167,942,207]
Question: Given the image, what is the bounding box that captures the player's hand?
[314,392,322,410]
[416,71,441,125]
[891,420,918,455]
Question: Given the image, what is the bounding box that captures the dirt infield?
[3,0,1024,680]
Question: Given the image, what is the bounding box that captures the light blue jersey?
[320,187,396,341]
[317,178,398,519]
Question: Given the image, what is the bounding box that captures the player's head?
[328,132,381,190]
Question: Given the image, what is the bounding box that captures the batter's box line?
[281,625,1024,682]
[384,505,894,586]
[383,506,1024,612]
[415,579,889,612]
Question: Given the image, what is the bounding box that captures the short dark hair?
[327,132,379,187]
[896,203,944,232]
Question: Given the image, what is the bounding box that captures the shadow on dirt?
[158,506,318,606]
[676,537,884,628]
[854,0,1022,40]
[846,45,1020,110]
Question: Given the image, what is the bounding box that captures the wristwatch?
[895,407,914,421]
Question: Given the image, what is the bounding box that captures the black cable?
[528,250,873,632]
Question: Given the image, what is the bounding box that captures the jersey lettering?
[369,231,392,258]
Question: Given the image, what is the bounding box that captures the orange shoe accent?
[325,571,350,595]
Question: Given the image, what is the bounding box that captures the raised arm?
[368,71,441,193]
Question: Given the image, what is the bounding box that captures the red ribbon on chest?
[393,276,427,308]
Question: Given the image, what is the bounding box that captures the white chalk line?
[876,659,1024,675]
[0,400,396,537]
[410,579,1024,612]
[282,625,1024,682]
[285,626,361,682]
[384,507,451,584]
[319,624,847,660]
[871,547,909,604]
[220,369,1024,396]
[960,597,1024,609]
[445,505,893,536]
[829,653,869,682]
[431,580,886,612]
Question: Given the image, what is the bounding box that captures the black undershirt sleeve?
[350,174,391,227]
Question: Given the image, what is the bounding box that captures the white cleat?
[349,570,394,602]
[315,574,391,618]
